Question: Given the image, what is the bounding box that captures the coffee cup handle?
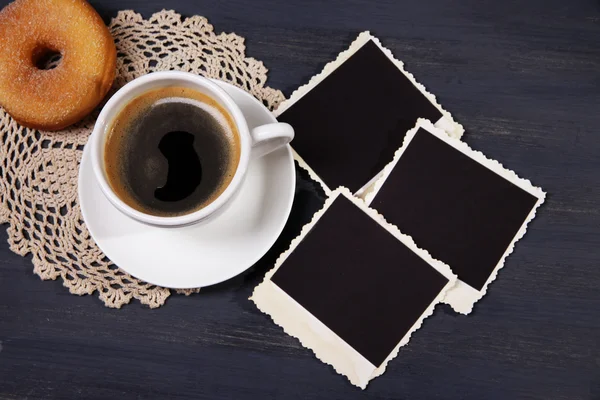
[250,123,294,159]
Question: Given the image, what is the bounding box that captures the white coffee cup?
[89,71,294,227]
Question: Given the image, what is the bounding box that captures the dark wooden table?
[1,0,599,399]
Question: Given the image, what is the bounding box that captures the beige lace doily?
[0,10,285,308]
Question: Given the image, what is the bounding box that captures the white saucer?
[79,81,295,289]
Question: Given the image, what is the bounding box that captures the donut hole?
[32,46,63,70]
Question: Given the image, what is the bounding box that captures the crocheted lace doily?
[0,10,285,308]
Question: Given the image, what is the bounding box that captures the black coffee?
[104,86,241,217]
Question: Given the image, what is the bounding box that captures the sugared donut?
[0,0,116,130]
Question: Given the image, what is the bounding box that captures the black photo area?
[278,40,443,192]
[272,195,449,367]
[370,128,539,291]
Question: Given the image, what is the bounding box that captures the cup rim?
[90,71,251,227]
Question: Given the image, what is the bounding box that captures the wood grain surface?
[1,0,599,399]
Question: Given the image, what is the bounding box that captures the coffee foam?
[103,86,242,217]
[154,96,236,143]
